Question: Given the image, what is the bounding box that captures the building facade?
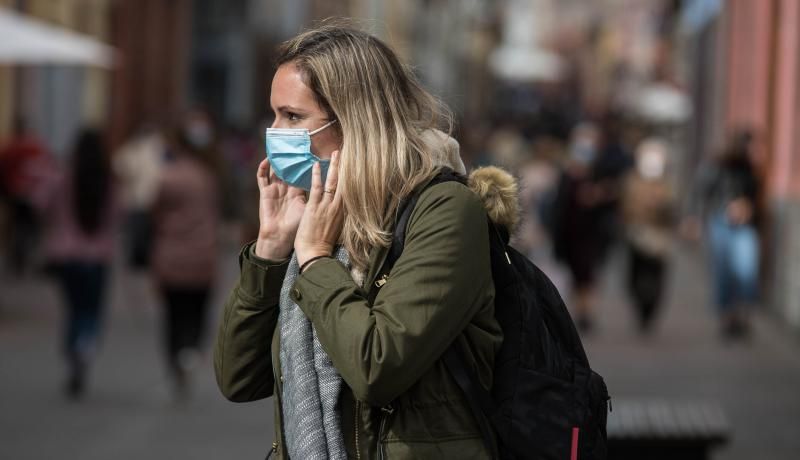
[684,0,800,332]
[0,0,113,154]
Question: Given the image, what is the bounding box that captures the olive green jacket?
[214,181,502,459]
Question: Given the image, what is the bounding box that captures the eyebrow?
[275,105,307,114]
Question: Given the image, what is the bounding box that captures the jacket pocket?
[381,437,490,460]
[377,404,395,460]
[382,398,484,442]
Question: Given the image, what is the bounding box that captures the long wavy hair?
[276,23,453,270]
[71,129,111,235]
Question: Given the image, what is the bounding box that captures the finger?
[287,185,306,199]
[257,159,270,184]
[309,161,323,205]
[275,175,288,197]
[323,150,340,201]
[332,181,343,208]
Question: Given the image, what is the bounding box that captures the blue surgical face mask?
[570,140,596,166]
[265,119,337,190]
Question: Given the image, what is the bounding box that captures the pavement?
[1,239,799,459]
[570,243,800,460]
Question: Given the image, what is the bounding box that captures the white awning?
[0,7,115,68]
[489,45,563,83]
[631,83,693,124]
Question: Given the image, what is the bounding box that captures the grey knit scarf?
[279,247,349,460]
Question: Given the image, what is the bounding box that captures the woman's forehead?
[270,63,319,112]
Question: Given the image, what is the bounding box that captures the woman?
[214,25,502,459]
[151,112,221,398]
[621,138,675,334]
[39,129,116,398]
[552,122,606,333]
[693,131,761,339]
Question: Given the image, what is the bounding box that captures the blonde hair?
[277,23,453,270]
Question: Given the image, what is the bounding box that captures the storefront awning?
[0,7,114,68]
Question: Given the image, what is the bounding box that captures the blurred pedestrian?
[552,122,607,332]
[151,111,221,398]
[38,128,117,399]
[112,124,166,270]
[592,112,634,259]
[0,117,48,275]
[621,138,675,333]
[690,130,762,340]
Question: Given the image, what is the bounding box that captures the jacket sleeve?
[213,243,289,402]
[291,182,494,408]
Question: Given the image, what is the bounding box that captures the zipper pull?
[375,273,389,288]
[264,442,278,460]
[504,251,511,265]
[381,403,394,415]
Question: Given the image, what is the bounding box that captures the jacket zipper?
[375,273,388,288]
[367,248,391,290]
[264,441,278,460]
[354,400,362,460]
[377,404,394,460]
[272,352,287,460]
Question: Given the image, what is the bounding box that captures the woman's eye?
[287,112,300,121]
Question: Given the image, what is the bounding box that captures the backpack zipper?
[490,222,512,265]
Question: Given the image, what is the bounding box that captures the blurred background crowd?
[1,0,799,459]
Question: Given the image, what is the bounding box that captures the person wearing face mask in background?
[551,122,606,333]
[621,139,676,334]
[150,111,221,400]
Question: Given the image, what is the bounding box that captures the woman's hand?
[295,151,344,268]
[254,159,307,260]
[727,198,754,226]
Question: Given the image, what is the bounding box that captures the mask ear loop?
[309,119,337,136]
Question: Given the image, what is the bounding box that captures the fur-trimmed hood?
[468,166,521,233]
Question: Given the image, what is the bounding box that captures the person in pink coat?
[38,128,117,399]
[150,113,221,398]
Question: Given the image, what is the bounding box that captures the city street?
[3,1,800,459]
[1,239,799,459]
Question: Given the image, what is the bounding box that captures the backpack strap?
[367,167,465,305]
[442,219,507,460]
[367,167,500,459]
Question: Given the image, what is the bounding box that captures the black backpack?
[369,169,610,460]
